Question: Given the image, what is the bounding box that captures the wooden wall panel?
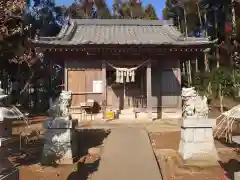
[66,60,103,107]
[71,94,85,106]
[67,70,86,92]
[85,70,102,92]
[161,68,181,108]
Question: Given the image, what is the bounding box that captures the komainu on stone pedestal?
[179,87,219,166]
[41,91,77,165]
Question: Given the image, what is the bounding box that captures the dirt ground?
[7,98,240,180]
[149,131,240,180]
[7,117,109,180]
[208,97,240,118]
[12,144,101,180]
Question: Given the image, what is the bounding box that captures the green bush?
[210,67,234,97]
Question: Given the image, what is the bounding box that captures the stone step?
[120,108,135,114]
[118,113,136,120]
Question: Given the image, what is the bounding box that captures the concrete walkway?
[91,127,162,180]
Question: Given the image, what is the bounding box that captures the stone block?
[88,147,101,156]
[41,128,77,165]
[179,140,219,166]
[180,128,194,142]
[194,128,205,142]
[0,121,12,137]
[204,128,214,141]
[44,129,72,143]
[179,118,219,166]
[0,138,12,148]
[234,171,240,180]
[208,118,216,128]
[41,145,74,165]
[181,127,214,143]
[43,118,74,129]
[180,118,215,128]
[232,136,240,144]
[118,113,136,120]
[0,168,19,180]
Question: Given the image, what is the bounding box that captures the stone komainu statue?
[48,91,72,118]
[182,87,208,119]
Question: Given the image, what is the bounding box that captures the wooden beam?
[71,92,102,95]
[45,51,205,62]
[102,60,107,119]
[146,60,152,119]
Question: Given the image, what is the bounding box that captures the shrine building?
[30,19,214,121]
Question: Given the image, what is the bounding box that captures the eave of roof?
[30,19,215,47]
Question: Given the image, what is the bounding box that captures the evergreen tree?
[68,0,95,18]
[144,4,158,20]
[28,0,68,36]
[113,0,158,19]
[95,0,112,18]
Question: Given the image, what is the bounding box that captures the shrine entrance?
[106,61,147,112]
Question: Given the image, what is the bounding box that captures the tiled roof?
[31,19,214,46]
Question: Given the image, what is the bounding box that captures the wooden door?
[67,70,86,106]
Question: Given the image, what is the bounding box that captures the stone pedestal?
[0,138,19,180]
[178,118,219,166]
[41,118,77,165]
[235,171,240,180]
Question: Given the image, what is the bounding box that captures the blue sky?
[56,0,165,19]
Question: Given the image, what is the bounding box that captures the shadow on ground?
[9,128,110,180]
[75,129,110,160]
[8,138,43,166]
[67,158,100,180]
[68,129,110,180]
[214,138,237,148]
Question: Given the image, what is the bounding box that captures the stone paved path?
[91,127,162,180]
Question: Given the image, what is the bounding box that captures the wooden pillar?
[64,60,68,91]
[177,60,182,109]
[102,60,107,119]
[146,60,152,119]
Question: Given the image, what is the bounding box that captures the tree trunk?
[204,13,209,72]
[183,7,188,37]
[214,10,220,68]
[232,0,236,33]
[20,70,34,95]
[231,0,236,87]
[216,47,220,68]
[196,3,202,27]
[177,16,181,30]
